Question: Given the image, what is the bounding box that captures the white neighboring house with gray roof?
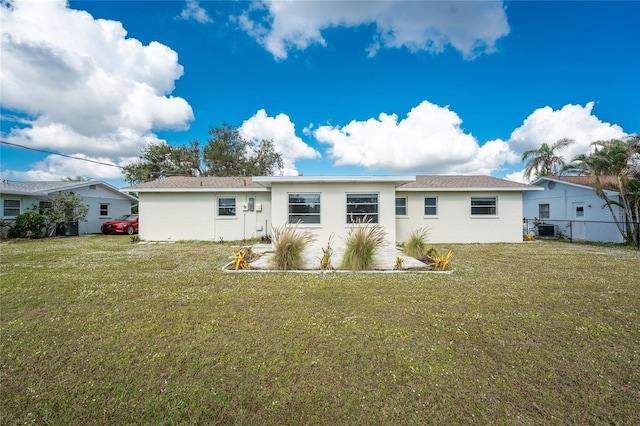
[523,176,625,243]
[124,175,540,245]
[1,180,138,236]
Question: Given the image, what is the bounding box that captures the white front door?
[572,202,586,240]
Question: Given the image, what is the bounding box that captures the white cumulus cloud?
[237,0,509,60]
[449,139,520,176]
[506,102,628,181]
[508,102,627,161]
[178,0,212,24]
[4,154,134,182]
[239,109,320,176]
[0,0,194,180]
[313,101,498,174]
[504,170,527,184]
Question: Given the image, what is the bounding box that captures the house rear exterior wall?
[522,183,624,243]
[396,192,525,244]
[139,192,271,241]
[269,182,398,248]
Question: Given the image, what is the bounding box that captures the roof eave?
[253,175,416,186]
[532,176,620,194]
[123,187,270,193]
[397,187,543,192]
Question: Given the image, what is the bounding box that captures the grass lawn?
[1,236,639,425]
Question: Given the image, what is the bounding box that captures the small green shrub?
[394,256,404,270]
[270,223,315,270]
[403,227,430,259]
[340,220,387,271]
[7,211,45,239]
[319,234,334,270]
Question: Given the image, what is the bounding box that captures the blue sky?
[1,0,638,188]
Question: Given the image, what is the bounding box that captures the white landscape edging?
[221,261,454,274]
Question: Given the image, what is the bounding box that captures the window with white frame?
[288,193,320,224]
[471,197,497,215]
[424,197,437,216]
[395,197,407,216]
[218,197,236,216]
[39,201,52,214]
[346,193,378,223]
[3,199,20,217]
[539,203,550,219]
[100,203,109,216]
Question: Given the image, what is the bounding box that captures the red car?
[101,214,139,235]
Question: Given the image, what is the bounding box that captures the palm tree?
[521,138,575,181]
[566,136,640,245]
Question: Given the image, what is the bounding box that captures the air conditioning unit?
[537,224,555,237]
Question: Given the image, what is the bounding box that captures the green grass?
[1,236,639,425]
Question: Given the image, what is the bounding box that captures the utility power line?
[1,140,124,169]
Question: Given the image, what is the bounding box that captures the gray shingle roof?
[398,175,535,190]
[124,176,267,190]
[1,180,95,195]
[0,179,138,201]
[123,175,537,192]
[539,175,619,192]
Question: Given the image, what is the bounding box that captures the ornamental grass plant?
[270,223,315,270]
[340,220,387,270]
[403,227,430,259]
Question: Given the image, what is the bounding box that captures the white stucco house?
[124,175,540,246]
[1,180,138,236]
[522,176,625,243]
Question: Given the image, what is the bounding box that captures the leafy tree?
[41,192,90,237]
[566,136,640,245]
[202,123,283,177]
[122,124,283,184]
[202,123,251,176]
[247,137,285,176]
[123,141,202,184]
[521,138,575,181]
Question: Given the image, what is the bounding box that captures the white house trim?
[254,175,415,185]
[127,187,269,193]
[397,187,543,192]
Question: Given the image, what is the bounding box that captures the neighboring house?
[1,180,138,236]
[124,175,540,245]
[522,176,625,243]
